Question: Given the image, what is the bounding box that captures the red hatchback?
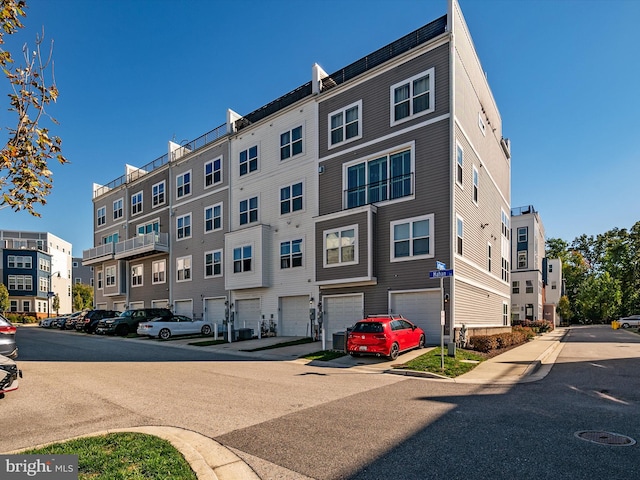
[346,315,425,360]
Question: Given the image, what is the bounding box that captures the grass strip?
[396,347,485,377]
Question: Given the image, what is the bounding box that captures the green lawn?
[394,347,486,377]
[23,432,196,480]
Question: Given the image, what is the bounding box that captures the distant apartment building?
[0,230,73,317]
[72,257,93,286]
[83,0,512,345]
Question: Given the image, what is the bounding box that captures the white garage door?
[113,301,126,312]
[280,296,310,336]
[174,299,193,317]
[204,298,227,325]
[129,301,144,310]
[390,291,440,345]
[151,299,169,309]
[324,295,363,347]
[236,299,260,329]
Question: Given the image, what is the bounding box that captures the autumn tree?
[0,283,8,313]
[1,0,67,215]
[72,283,93,311]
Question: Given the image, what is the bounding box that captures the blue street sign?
[436,261,446,271]
[429,269,454,278]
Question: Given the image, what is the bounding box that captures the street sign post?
[430,268,454,370]
[436,261,446,271]
[429,269,453,278]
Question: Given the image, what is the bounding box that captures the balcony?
[82,233,169,265]
[82,243,115,265]
[344,173,413,209]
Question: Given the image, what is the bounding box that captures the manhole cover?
[575,431,636,446]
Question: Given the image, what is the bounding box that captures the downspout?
[448,0,456,345]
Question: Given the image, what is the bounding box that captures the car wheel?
[159,328,171,340]
[116,325,129,337]
[389,342,400,360]
[201,325,212,335]
[622,323,630,329]
[418,334,425,349]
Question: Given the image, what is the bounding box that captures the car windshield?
[119,310,135,318]
[353,322,384,333]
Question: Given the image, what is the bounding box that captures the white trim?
[204,156,223,189]
[389,213,435,262]
[151,259,166,285]
[279,180,305,216]
[280,124,305,160]
[327,100,363,150]
[204,249,223,279]
[152,180,166,208]
[176,255,192,283]
[131,263,144,288]
[204,202,224,234]
[176,212,192,241]
[390,67,435,127]
[323,224,358,268]
[176,169,193,200]
[456,141,464,189]
[130,190,143,216]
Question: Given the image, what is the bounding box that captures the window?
[503,303,509,326]
[97,270,103,289]
[390,214,433,261]
[176,214,192,240]
[473,166,479,204]
[39,276,48,292]
[501,210,510,240]
[204,250,223,278]
[233,246,252,273]
[329,101,361,147]
[137,220,159,236]
[324,226,357,266]
[518,227,528,242]
[73,261,78,268]
[90,278,94,287]
[113,198,123,220]
[525,280,534,294]
[280,126,303,160]
[205,203,222,233]
[176,256,192,282]
[152,260,166,284]
[518,251,527,269]
[501,209,510,282]
[512,281,520,294]
[97,206,106,226]
[8,255,32,269]
[205,157,222,187]
[39,258,50,272]
[131,191,143,215]
[456,216,464,255]
[478,113,486,136]
[551,281,557,290]
[152,181,165,207]
[75,278,81,284]
[280,239,303,268]
[8,275,33,291]
[488,243,492,272]
[239,197,258,225]
[103,232,119,244]
[10,300,17,312]
[131,264,143,287]
[345,148,413,208]
[456,143,463,186]
[176,171,191,198]
[105,266,116,287]
[549,264,553,273]
[391,68,434,125]
[280,183,303,215]
[239,146,258,176]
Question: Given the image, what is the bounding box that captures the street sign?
[47,291,55,298]
[429,269,453,278]
[436,261,446,271]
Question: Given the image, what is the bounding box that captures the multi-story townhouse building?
[510,205,546,322]
[543,258,563,326]
[84,0,512,345]
[1,230,73,317]
[72,257,93,286]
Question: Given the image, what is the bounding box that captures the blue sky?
[1,0,638,254]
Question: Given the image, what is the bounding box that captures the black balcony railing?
[344,173,414,209]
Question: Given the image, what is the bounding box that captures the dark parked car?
[346,314,425,360]
[0,314,18,359]
[61,311,85,330]
[96,308,173,336]
[76,310,121,333]
[0,354,21,398]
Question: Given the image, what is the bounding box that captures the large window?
[131,264,143,287]
[329,101,361,147]
[7,255,32,269]
[324,226,357,266]
[518,227,528,243]
[233,246,252,273]
[345,148,412,208]
[152,260,166,284]
[97,206,106,226]
[102,232,119,244]
[205,203,222,233]
[205,250,223,278]
[390,68,434,125]
[525,280,534,294]
[280,126,303,160]
[137,220,159,236]
[39,258,50,272]
[390,214,433,261]
[39,276,48,292]
[239,197,258,225]
[239,146,258,176]
[113,198,123,220]
[205,157,222,187]
[512,280,520,294]
[152,181,165,207]
[280,183,303,215]
[518,251,527,269]
[131,191,143,215]
[176,214,191,240]
[105,266,116,287]
[176,256,192,282]
[8,275,32,291]
[280,239,302,269]
[176,171,191,198]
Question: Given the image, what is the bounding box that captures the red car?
[347,315,425,360]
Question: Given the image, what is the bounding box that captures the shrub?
[469,335,498,353]
[4,313,37,324]
[470,326,536,354]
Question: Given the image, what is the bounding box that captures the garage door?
[390,291,440,345]
[113,301,126,312]
[280,296,310,336]
[324,295,363,347]
[151,299,169,309]
[236,298,260,330]
[174,299,193,317]
[129,301,144,310]
[204,298,227,325]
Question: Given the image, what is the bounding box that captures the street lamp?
[46,271,61,318]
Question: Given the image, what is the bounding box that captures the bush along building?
[83,0,512,346]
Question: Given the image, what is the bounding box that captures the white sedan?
[137,315,213,339]
[618,315,640,328]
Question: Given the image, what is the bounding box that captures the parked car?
[39,316,59,328]
[618,315,640,328]
[137,315,213,339]
[0,314,18,359]
[0,354,21,398]
[76,310,121,333]
[96,308,173,336]
[61,311,87,330]
[346,315,425,360]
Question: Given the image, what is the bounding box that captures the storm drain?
[575,431,636,447]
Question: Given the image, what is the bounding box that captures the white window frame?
[456,215,464,256]
[233,245,253,273]
[280,182,304,215]
[97,206,106,226]
[525,280,534,294]
[473,165,479,204]
[280,239,303,269]
[512,280,520,294]
[131,264,143,287]
[39,258,50,272]
[239,145,258,176]
[456,143,463,187]
[137,219,160,236]
[113,198,123,220]
[176,170,192,199]
[97,270,103,290]
[176,255,192,282]
[204,203,223,233]
[323,225,358,267]
[204,249,223,278]
[105,265,116,287]
[205,157,223,188]
[176,213,192,240]
[518,251,527,269]
[390,214,434,262]
[239,196,258,225]
[390,68,435,126]
[152,181,166,207]
[9,275,33,291]
[518,227,528,243]
[280,125,304,160]
[131,191,143,216]
[503,302,509,326]
[478,113,486,136]
[39,276,48,292]
[152,260,166,285]
[487,242,492,272]
[328,100,362,149]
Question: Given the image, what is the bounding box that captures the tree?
[556,295,571,324]
[72,283,93,311]
[0,283,8,313]
[52,292,60,315]
[1,0,67,215]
